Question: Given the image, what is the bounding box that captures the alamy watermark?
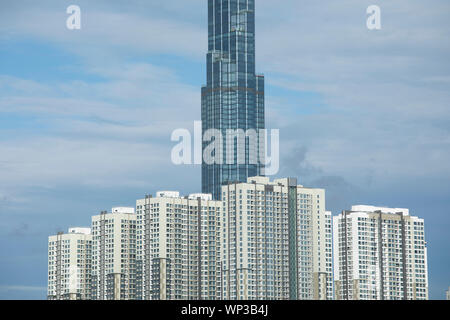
[66,5,81,30]
[367,5,381,30]
[64,5,381,31]
[171,121,280,175]
[68,265,80,292]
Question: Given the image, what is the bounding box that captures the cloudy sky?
[0,0,449,299]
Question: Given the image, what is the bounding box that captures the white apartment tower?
[91,207,137,300]
[47,227,92,300]
[135,192,222,300]
[333,205,428,300]
[220,177,332,300]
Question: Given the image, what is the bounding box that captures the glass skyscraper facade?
[202,0,265,200]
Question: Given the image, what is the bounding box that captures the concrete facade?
[333,205,428,300]
[47,227,92,300]
[220,176,332,300]
[136,192,222,300]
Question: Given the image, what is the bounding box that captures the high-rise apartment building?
[220,176,332,300]
[91,207,137,300]
[202,0,265,200]
[446,287,450,300]
[333,205,428,300]
[135,192,222,300]
[47,227,92,300]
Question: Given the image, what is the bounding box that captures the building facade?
[446,287,450,300]
[333,205,428,300]
[136,192,222,300]
[47,227,92,300]
[202,0,265,200]
[91,207,137,300]
[220,176,332,300]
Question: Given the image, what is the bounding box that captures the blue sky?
[0,0,449,299]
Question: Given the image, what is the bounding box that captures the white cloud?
[252,0,450,188]
[0,60,202,192]
[0,1,205,60]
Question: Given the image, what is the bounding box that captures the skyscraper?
[202,0,265,200]
[333,205,428,300]
[135,192,222,300]
[220,177,333,300]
